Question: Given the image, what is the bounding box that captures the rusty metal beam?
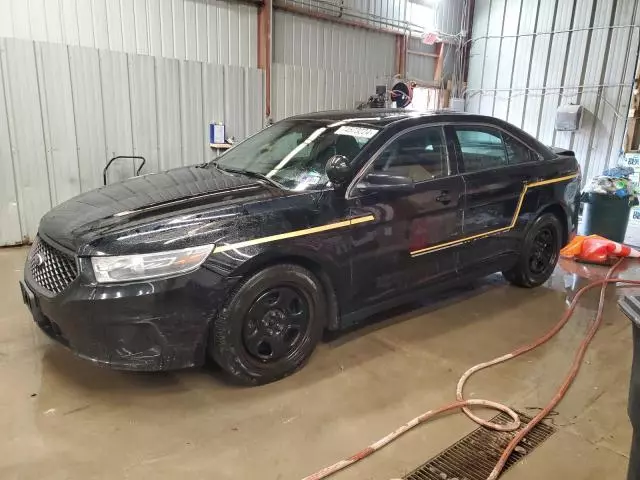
[396,34,407,76]
[407,49,439,59]
[258,0,273,118]
[434,42,444,82]
[461,0,475,84]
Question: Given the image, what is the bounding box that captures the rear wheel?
[210,264,325,385]
[502,213,562,288]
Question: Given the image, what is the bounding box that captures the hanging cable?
[465,23,640,46]
[302,258,639,480]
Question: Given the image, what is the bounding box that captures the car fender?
[529,201,572,245]
[215,244,345,330]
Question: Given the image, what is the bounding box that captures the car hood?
[39,165,276,254]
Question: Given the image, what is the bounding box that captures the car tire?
[210,264,326,386]
[502,213,562,288]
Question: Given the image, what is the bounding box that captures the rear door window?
[503,134,537,164]
[453,126,508,173]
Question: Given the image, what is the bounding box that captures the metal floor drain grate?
[404,410,556,480]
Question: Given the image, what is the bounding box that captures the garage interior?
[2,0,640,479]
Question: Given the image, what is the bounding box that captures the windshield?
[211,120,380,191]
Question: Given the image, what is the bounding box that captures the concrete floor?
[1,246,638,480]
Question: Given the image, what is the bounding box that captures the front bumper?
[21,254,234,371]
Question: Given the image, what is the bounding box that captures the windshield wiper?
[212,162,280,188]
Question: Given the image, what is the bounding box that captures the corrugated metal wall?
[0,37,263,245]
[466,0,640,182]
[276,0,407,29]
[406,36,437,83]
[272,63,379,118]
[435,0,466,89]
[0,0,258,66]
[0,0,467,245]
[436,0,466,36]
[274,0,466,88]
[270,2,467,119]
[273,11,396,74]
[272,10,396,119]
[277,0,466,33]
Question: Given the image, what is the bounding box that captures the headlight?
[91,245,214,283]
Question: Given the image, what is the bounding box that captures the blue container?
[209,123,225,144]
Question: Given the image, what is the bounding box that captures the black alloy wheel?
[529,227,557,275]
[243,287,311,362]
[210,264,326,385]
[503,213,562,288]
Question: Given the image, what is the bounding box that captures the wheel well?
[540,204,568,246]
[239,255,341,331]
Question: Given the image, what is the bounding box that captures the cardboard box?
[631,207,640,226]
[621,153,640,169]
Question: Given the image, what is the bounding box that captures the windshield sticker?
[335,126,379,139]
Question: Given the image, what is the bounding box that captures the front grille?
[29,237,78,294]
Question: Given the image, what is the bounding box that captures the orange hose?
[302,258,640,480]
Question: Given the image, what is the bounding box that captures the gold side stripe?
[211,173,577,257]
[350,215,376,225]
[212,214,375,254]
[410,173,579,257]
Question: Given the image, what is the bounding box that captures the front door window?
[370,126,450,182]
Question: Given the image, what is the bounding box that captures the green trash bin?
[581,192,633,243]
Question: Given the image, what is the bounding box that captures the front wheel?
[210,264,326,385]
[502,213,562,288]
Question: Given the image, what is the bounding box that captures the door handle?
[435,191,451,205]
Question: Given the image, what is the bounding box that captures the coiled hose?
[303,258,639,480]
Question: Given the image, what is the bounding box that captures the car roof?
[289,109,490,127]
[289,109,553,158]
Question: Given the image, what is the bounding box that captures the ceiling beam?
[274,3,404,36]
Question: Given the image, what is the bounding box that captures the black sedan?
[20,110,581,385]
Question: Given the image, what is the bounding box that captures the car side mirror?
[356,172,414,194]
[325,155,351,188]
